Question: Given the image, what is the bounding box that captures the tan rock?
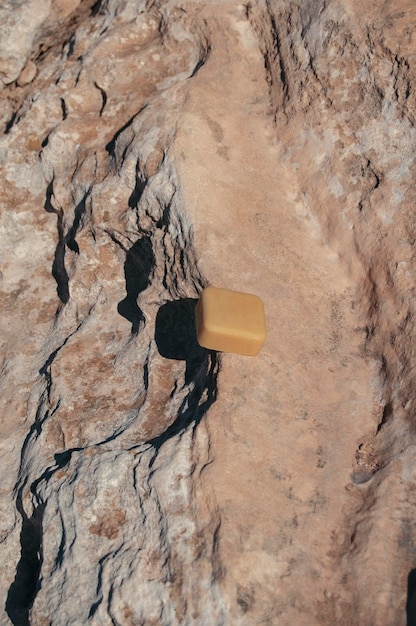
[0,0,415,625]
[16,61,37,87]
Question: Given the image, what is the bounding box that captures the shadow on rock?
[117,236,155,333]
[6,499,45,626]
[407,568,416,626]
[153,298,220,445]
[155,299,203,372]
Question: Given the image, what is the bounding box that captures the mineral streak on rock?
[0,0,415,624]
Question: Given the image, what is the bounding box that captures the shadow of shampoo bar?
[195,287,266,356]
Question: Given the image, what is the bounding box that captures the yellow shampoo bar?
[195,287,266,356]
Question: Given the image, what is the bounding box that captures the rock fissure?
[6,498,45,626]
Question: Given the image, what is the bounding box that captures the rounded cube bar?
[195,287,266,356]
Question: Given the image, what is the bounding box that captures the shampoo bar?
[195,287,266,356]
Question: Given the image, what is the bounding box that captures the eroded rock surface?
[1,0,416,624]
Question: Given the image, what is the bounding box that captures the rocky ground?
[1,0,416,624]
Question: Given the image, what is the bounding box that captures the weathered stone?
[16,61,37,87]
[1,0,416,624]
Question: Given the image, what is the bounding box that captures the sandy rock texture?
[1,0,416,624]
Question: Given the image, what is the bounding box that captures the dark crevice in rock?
[44,180,69,304]
[64,189,91,254]
[74,59,83,87]
[4,110,18,134]
[211,519,224,582]
[143,350,150,390]
[60,97,67,120]
[52,231,68,303]
[407,568,416,626]
[41,132,50,148]
[44,183,91,302]
[94,81,107,116]
[55,511,66,568]
[376,401,393,434]
[156,197,173,231]
[90,0,108,17]
[189,42,211,78]
[116,235,155,334]
[64,35,76,58]
[88,554,107,618]
[128,161,148,209]
[6,496,45,626]
[53,448,79,469]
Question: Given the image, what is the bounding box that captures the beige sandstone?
[0,0,416,625]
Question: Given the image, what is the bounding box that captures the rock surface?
[1,0,416,624]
